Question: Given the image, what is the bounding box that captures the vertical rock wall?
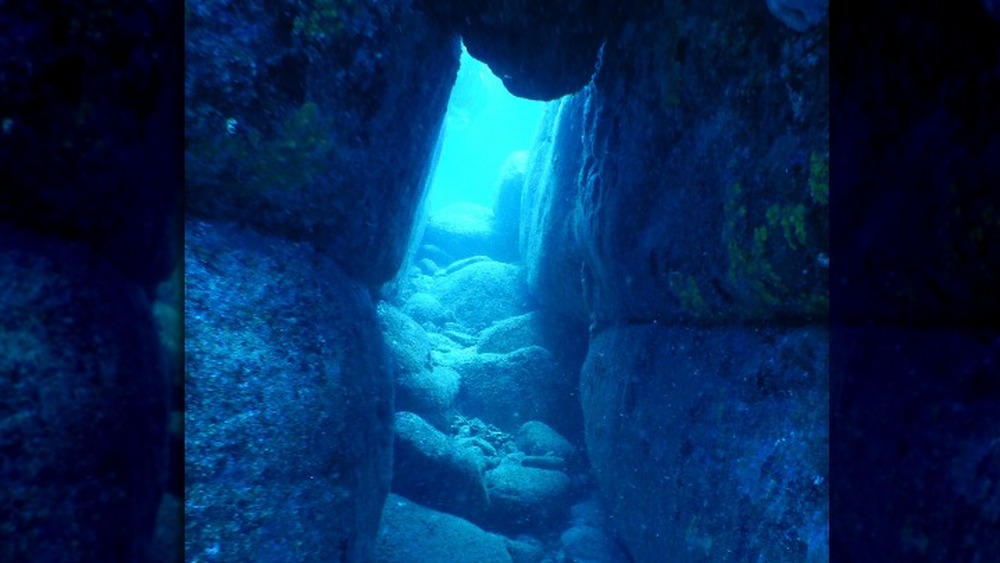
[1,3,181,559]
[185,0,460,288]
[184,1,461,560]
[185,221,393,561]
[518,1,829,561]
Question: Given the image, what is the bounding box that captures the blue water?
[426,46,545,216]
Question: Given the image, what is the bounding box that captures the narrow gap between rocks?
[375,45,631,562]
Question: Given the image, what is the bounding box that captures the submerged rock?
[766,0,828,32]
[424,0,617,100]
[490,151,528,263]
[483,461,573,534]
[570,0,828,326]
[515,421,575,461]
[477,312,544,354]
[377,494,513,563]
[378,303,432,376]
[0,227,169,560]
[423,202,496,260]
[395,365,461,429]
[519,95,589,322]
[185,220,392,561]
[392,412,491,521]
[580,324,828,561]
[403,292,452,327]
[186,1,460,287]
[453,346,574,434]
[560,525,630,563]
[431,260,533,332]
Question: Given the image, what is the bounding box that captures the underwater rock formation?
[0,2,182,293]
[377,494,515,563]
[513,1,830,560]
[421,0,615,100]
[581,325,828,561]
[185,220,392,561]
[185,0,460,287]
[518,93,590,322]
[0,226,170,560]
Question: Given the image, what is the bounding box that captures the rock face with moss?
[570,0,828,327]
[184,220,393,561]
[185,0,460,287]
[516,1,829,561]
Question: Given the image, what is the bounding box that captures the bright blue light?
[427,46,546,216]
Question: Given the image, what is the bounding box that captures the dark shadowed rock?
[185,220,393,562]
[580,324,828,561]
[572,0,828,326]
[766,0,829,31]
[186,1,460,287]
[425,0,615,100]
[0,226,169,560]
[560,525,630,563]
[0,2,182,293]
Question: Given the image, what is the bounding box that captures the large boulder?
[519,94,589,322]
[395,365,461,429]
[378,303,432,376]
[424,0,619,100]
[431,260,533,333]
[571,0,828,326]
[376,494,513,563]
[477,312,544,354]
[515,421,575,461]
[0,226,169,560]
[402,292,452,328]
[422,203,496,261]
[581,325,828,562]
[490,151,528,262]
[453,346,577,435]
[483,461,573,534]
[185,1,460,287]
[185,220,393,561]
[392,412,491,521]
[560,525,630,563]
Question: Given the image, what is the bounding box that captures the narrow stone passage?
[373,49,628,562]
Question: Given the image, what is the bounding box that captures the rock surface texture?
[185,0,460,287]
[185,221,393,561]
[1,4,181,558]
[422,0,617,100]
[0,227,170,560]
[513,1,830,561]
